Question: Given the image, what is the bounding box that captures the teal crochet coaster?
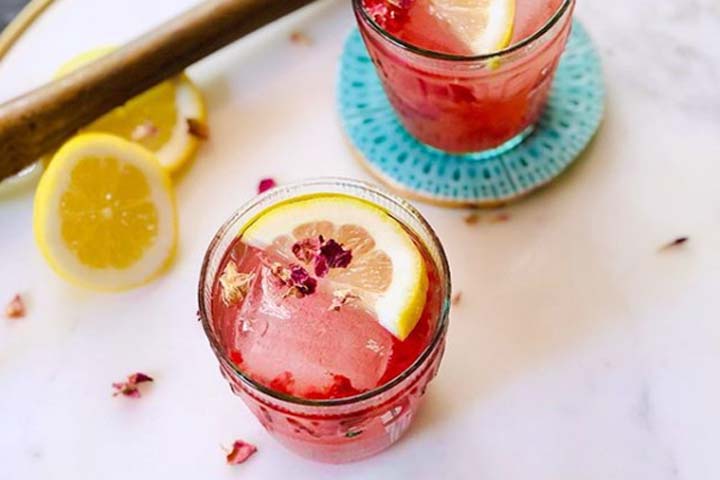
[338,21,604,206]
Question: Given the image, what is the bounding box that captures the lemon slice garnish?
[242,195,429,340]
[55,47,207,173]
[429,0,516,55]
[33,133,177,291]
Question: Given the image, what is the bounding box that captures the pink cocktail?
[355,0,575,154]
[199,179,450,463]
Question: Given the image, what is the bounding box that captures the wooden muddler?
[0,0,316,181]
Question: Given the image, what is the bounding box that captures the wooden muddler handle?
[0,0,316,181]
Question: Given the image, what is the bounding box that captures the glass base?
[422,125,536,162]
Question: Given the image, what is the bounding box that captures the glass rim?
[353,0,574,62]
[198,178,451,408]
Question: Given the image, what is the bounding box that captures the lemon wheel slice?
[55,47,207,173]
[34,133,177,291]
[429,0,516,55]
[242,195,429,340]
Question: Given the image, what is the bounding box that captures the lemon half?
[242,195,429,340]
[34,134,177,291]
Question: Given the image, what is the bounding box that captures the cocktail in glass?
[354,0,575,154]
[198,179,450,463]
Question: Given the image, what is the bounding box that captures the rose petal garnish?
[292,237,321,264]
[271,263,317,298]
[5,294,25,319]
[131,121,158,141]
[329,289,360,312]
[186,118,209,139]
[660,237,689,251]
[257,178,277,194]
[112,372,154,398]
[289,265,317,296]
[219,261,255,306]
[289,31,312,46]
[318,239,352,273]
[225,440,257,465]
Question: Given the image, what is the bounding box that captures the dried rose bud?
[289,31,312,46]
[131,121,158,141]
[186,118,209,139]
[219,261,255,306]
[257,178,277,194]
[5,294,25,319]
[225,440,257,465]
[112,372,154,398]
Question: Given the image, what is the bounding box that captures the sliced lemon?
[33,133,177,291]
[54,47,207,173]
[242,195,428,340]
[429,0,515,55]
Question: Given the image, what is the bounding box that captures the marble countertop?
[1,0,719,478]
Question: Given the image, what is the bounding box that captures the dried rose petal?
[186,118,209,139]
[463,212,480,225]
[451,291,462,306]
[219,261,255,306]
[289,265,317,295]
[290,31,312,46]
[490,212,510,223]
[226,440,257,465]
[131,121,158,141]
[257,178,277,194]
[292,237,321,264]
[318,239,352,271]
[660,237,689,251]
[5,294,25,319]
[112,372,154,398]
[329,289,360,312]
[314,255,329,278]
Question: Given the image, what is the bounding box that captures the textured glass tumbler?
[354,0,575,155]
[198,179,451,463]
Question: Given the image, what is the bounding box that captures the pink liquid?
[357,0,574,152]
[210,219,442,401]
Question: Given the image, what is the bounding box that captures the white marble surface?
[1,0,720,478]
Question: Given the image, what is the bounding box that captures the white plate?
[2,0,720,478]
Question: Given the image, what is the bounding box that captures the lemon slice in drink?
[33,134,177,291]
[242,195,429,340]
[429,0,516,54]
[55,47,207,173]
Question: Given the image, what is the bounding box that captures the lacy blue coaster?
[338,21,605,206]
